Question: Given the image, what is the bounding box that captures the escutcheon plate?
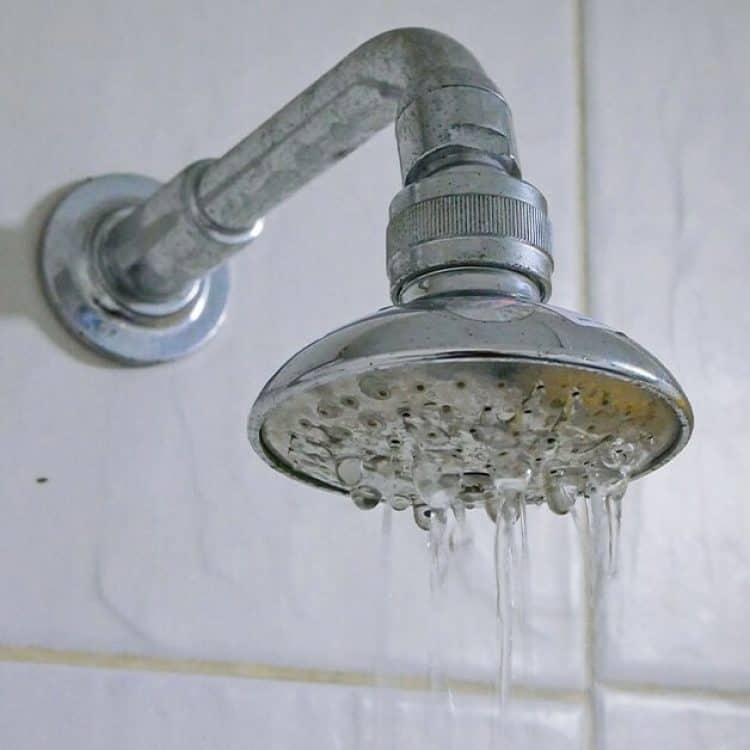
[39,174,230,365]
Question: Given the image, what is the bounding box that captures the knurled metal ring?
[386,173,553,302]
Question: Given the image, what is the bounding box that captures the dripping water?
[518,501,529,604]
[372,503,394,750]
[294,373,654,746]
[424,505,453,750]
[515,498,532,670]
[605,490,623,576]
[571,495,594,602]
[449,500,471,553]
[488,484,519,705]
[493,493,513,705]
[412,448,460,749]
[428,506,450,695]
[487,478,528,749]
[571,475,630,686]
[571,483,629,598]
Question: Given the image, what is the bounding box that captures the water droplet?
[605,486,625,576]
[413,449,461,509]
[491,489,516,712]
[359,374,392,400]
[351,485,381,510]
[336,457,362,486]
[390,494,412,511]
[370,455,395,479]
[484,495,499,523]
[545,467,585,515]
[413,503,431,531]
[461,472,492,494]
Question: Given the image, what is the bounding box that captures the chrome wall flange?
[39,174,230,365]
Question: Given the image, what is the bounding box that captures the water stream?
[365,478,630,750]
[370,459,631,747]
[372,503,394,750]
[427,506,449,695]
[274,368,661,744]
[492,495,514,747]
[604,486,625,576]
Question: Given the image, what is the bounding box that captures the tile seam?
[600,680,750,706]
[573,0,596,747]
[0,644,584,702]
[1,647,747,704]
[574,0,592,317]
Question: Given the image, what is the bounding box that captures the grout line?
[601,680,750,706]
[574,0,592,317]
[2,646,750,707]
[0,645,582,703]
[573,0,596,748]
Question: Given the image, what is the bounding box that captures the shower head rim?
[248,350,693,497]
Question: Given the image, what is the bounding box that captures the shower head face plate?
[248,296,693,509]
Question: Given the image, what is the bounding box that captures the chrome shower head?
[248,294,693,522]
[248,138,692,524]
[247,118,693,525]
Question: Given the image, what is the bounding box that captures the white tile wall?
[0,662,585,750]
[585,0,750,691]
[598,688,750,750]
[361,689,586,749]
[0,664,362,749]
[1,0,748,746]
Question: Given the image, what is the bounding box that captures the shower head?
[248,154,692,521]
[248,293,692,520]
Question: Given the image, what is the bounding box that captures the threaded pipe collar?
[386,165,553,303]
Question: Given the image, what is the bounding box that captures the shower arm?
[40,27,552,365]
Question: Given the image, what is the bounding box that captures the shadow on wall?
[0,183,117,369]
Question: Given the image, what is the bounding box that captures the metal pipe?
[40,27,542,365]
[197,28,510,225]
[100,28,517,302]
